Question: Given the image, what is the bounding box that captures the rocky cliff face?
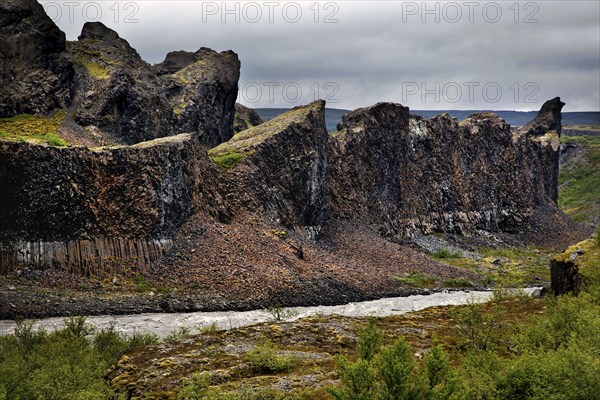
[209,101,329,235]
[0,134,224,276]
[0,0,74,116]
[0,1,239,148]
[0,134,224,241]
[0,1,585,283]
[329,98,564,238]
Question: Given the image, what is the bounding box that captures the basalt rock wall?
[329,98,564,238]
[0,133,223,276]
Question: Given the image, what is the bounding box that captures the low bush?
[245,339,298,374]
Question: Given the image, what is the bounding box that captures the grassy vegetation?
[0,111,68,146]
[432,246,551,287]
[209,151,247,169]
[432,248,461,259]
[558,135,600,223]
[395,271,437,288]
[245,339,298,374]
[443,278,473,288]
[75,57,110,80]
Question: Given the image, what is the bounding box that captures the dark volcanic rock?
[1,5,240,147]
[329,99,566,238]
[233,103,264,133]
[0,0,74,116]
[154,50,197,74]
[0,134,222,242]
[68,24,240,146]
[209,100,329,236]
[160,48,240,148]
[517,97,565,137]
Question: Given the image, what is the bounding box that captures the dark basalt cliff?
[329,99,564,238]
[210,101,329,235]
[0,0,240,147]
[0,134,225,276]
[0,0,74,116]
[0,2,589,284]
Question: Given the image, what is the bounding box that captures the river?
[0,288,540,338]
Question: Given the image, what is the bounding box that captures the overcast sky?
[41,0,600,111]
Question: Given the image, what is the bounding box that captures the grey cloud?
[41,0,599,111]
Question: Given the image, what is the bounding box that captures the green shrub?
[452,302,503,351]
[245,339,297,373]
[328,357,380,400]
[264,303,298,322]
[497,343,600,400]
[178,371,211,399]
[0,316,159,399]
[328,324,464,400]
[356,317,384,361]
[64,315,95,338]
[377,338,421,400]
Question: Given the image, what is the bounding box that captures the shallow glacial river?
[0,288,540,338]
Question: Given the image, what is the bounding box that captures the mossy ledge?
[208,101,325,169]
[0,110,68,146]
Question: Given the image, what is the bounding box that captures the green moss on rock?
[0,110,68,146]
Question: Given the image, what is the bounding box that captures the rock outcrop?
[329,99,564,238]
[0,134,223,276]
[550,238,598,295]
[209,101,328,235]
[0,2,240,148]
[233,103,263,133]
[0,0,74,116]
[517,97,564,137]
[158,48,240,148]
[68,24,240,146]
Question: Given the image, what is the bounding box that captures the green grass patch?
[558,135,600,223]
[0,111,68,146]
[209,151,246,169]
[245,339,298,374]
[443,278,473,288]
[432,248,461,259]
[395,271,437,288]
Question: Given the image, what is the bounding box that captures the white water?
[0,288,540,338]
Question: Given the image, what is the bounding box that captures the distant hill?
[255,108,600,132]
